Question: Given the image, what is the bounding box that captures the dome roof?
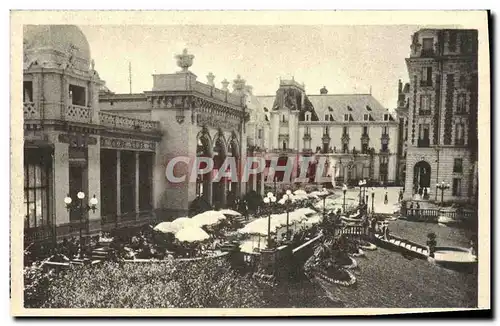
[24,25,91,71]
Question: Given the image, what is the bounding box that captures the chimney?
[398,79,402,94]
[320,86,328,95]
[207,72,215,87]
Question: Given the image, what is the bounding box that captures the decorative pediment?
[341,133,350,144]
[361,134,370,144]
[381,133,390,144]
[322,134,331,143]
[303,134,311,141]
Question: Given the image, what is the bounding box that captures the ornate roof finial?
[207,72,215,86]
[175,48,194,72]
[233,74,246,92]
[221,79,229,91]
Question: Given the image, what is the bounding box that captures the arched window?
[283,141,287,150]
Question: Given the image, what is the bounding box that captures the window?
[282,141,287,150]
[23,81,33,102]
[452,178,462,196]
[324,126,329,135]
[422,38,434,55]
[120,151,136,216]
[362,143,368,154]
[382,126,388,135]
[363,114,369,121]
[383,114,389,121]
[305,127,310,135]
[282,114,286,123]
[24,157,50,229]
[343,126,348,135]
[420,94,431,115]
[258,129,263,139]
[418,124,430,147]
[305,112,311,121]
[363,126,368,135]
[455,123,465,145]
[421,67,433,86]
[453,158,463,173]
[69,84,86,106]
[448,30,458,52]
[457,94,466,114]
[347,106,353,111]
[325,114,329,121]
[366,105,372,111]
[343,143,348,153]
[344,114,350,121]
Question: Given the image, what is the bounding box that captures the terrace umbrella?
[219,209,241,216]
[153,221,181,234]
[192,210,226,227]
[171,217,200,229]
[175,226,210,243]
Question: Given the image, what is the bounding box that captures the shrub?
[40,259,266,308]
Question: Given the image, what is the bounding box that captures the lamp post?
[342,184,348,213]
[263,192,277,248]
[64,192,98,259]
[282,190,293,241]
[362,179,367,201]
[371,188,375,215]
[321,187,328,218]
[436,181,450,206]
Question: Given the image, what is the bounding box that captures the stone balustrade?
[99,111,161,133]
[23,102,161,133]
[193,81,244,107]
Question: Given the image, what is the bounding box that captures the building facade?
[23,25,249,243]
[247,80,399,190]
[402,29,478,202]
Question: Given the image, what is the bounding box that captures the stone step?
[394,240,401,246]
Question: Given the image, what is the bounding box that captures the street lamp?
[371,187,375,215]
[362,179,367,202]
[263,192,277,249]
[64,192,98,259]
[436,181,450,206]
[282,190,293,241]
[342,184,348,213]
[321,187,328,218]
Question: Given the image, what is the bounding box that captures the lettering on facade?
[100,137,156,152]
[58,133,98,147]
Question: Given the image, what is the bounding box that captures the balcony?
[23,102,161,133]
[420,49,435,57]
[417,138,430,148]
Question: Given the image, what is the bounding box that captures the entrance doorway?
[413,160,431,193]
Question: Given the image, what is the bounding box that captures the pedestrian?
[409,202,414,220]
[398,190,403,203]
[415,202,421,221]
[384,191,388,205]
[423,187,429,200]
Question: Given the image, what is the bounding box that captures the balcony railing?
[420,80,433,87]
[417,138,430,148]
[23,102,161,133]
[63,104,93,123]
[23,102,40,120]
[99,111,161,133]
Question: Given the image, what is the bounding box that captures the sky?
[80,25,423,109]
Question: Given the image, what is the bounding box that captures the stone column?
[87,140,101,234]
[52,139,70,227]
[135,151,140,219]
[116,150,121,221]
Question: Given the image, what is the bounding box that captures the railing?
[99,111,161,132]
[23,102,40,120]
[417,138,430,148]
[24,225,55,244]
[420,80,433,87]
[63,104,93,123]
[193,81,243,107]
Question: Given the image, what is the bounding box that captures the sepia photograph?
[9,10,491,316]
